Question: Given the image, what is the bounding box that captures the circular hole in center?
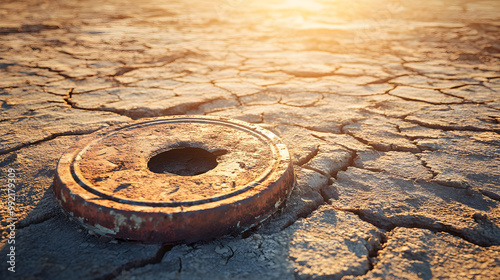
[147,147,218,176]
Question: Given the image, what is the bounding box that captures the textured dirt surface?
[0,0,499,279]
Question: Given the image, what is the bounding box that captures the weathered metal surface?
[53,116,294,243]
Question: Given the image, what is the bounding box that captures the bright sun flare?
[278,0,324,11]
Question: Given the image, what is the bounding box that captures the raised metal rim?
[69,117,283,207]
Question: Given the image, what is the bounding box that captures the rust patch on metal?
[53,116,294,243]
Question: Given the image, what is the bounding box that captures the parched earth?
[1,0,499,279]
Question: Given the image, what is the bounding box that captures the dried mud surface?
[0,0,499,279]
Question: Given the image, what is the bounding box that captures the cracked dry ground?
[0,0,499,279]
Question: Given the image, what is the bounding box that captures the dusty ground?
[1,0,500,279]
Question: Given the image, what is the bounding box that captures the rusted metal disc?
[53,116,294,243]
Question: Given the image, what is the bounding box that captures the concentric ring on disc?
[54,116,294,244]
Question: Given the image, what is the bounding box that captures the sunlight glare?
[276,0,324,12]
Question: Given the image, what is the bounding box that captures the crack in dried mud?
[2,0,499,278]
[96,244,174,280]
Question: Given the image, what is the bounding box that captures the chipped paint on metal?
[110,211,127,232]
[94,224,116,235]
[275,198,282,209]
[130,214,144,229]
